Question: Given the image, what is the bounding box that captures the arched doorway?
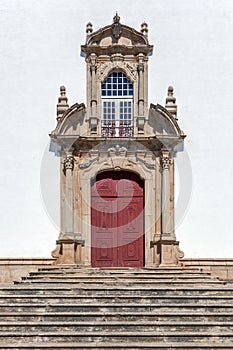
[91,171,144,267]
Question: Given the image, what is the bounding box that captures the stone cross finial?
[165,86,178,120]
[56,86,69,122]
[141,22,148,37]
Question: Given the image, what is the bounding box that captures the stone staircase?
[0,266,233,349]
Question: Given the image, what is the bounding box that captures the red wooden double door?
[91,171,144,267]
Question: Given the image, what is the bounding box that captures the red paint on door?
[91,171,144,267]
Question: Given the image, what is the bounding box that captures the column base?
[151,239,184,267]
[51,239,85,265]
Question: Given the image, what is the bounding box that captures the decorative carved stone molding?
[79,157,99,169]
[89,53,97,73]
[90,63,97,72]
[161,156,171,170]
[136,156,155,169]
[110,53,124,62]
[63,155,75,171]
[138,62,144,72]
[108,145,127,157]
[97,61,137,82]
[175,245,185,259]
[111,13,122,41]
[51,243,61,259]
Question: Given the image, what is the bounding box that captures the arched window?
[101,72,133,137]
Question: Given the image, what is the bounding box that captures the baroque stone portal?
[50,15,186,267]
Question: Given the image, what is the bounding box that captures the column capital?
[90,63,97,72]
[138,62,144,72]
[63,155,75,171]
[160,154,171,170]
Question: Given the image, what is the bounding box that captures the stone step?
[37,266,205,271]
[1,341,233,349]
[0,294,232,304]
[1,311,233,322]
[0,320,233,332]
[24,274,217,281]
[0,302,233,313]
[0,267,232,348]
[17,278,224,285]
[0,330,232,343]
[2,284,233,296]
[34,268,211,276]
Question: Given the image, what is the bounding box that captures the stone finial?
[56,86,69,122]
[112,12,122,41]
[86,22,93,36]
[165,86,178,120]
[113,12,120,23]
[141,22,148,37]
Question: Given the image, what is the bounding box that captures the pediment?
[86,24,148,47]
[51,103,86,138]
[148,104,185,138]
[82,20,153,57]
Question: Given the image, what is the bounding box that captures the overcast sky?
[0,0,233,258]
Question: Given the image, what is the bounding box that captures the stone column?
[89,54,98,133]
[64,154,75,238]
[90,53,97,116]
[137,53,145,132]
[170,159,175,235]
[56,154,75,264]
[138,54,144,115]
[161,151,173,239]
[159,151,179,266]
[152,156,162,265]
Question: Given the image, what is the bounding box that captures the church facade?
[50,15,186,268]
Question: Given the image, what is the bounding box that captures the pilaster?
[160,150,174,240]
[64,153,75,238]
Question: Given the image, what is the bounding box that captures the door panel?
[118,196,144,267]
[91,171,144,267]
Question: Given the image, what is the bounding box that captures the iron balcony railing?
[101,121,134,137]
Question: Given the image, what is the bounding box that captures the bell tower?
[50,15,185,267]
